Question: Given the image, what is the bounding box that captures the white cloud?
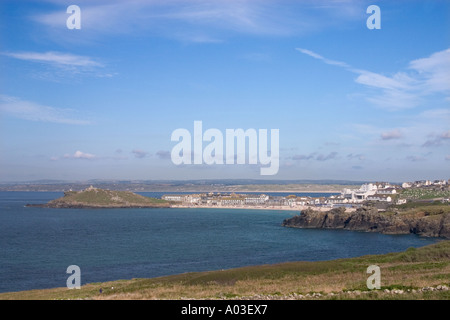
[295,48,349,68]
[63,150,96,160]
[354,71,415,91]
[409,48,450,94]
[296,47,450,111]
[0,95,91,125]
[74,150,96,159]
[2,51,108,79]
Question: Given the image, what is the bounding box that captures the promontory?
[282,204,450,239]
[26,186,171,208]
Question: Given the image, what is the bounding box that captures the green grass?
[383,202,450,219]
[50,188,170,207]
[399,188,450,200]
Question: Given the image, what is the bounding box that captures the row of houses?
[162,180,449,208]
[161,185,395,208]
[162,193,270,206]
[402,179,449,188]
[162,192,332,207]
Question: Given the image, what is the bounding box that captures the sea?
[0,191,441,293]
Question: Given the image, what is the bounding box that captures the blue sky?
[0,0,449,182]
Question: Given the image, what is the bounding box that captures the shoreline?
[171,204,357,212]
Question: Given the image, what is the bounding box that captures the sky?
[0,0,449,183]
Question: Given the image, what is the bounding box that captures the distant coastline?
[0,179,362,193]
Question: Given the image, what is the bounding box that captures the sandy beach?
[170,204,356,212]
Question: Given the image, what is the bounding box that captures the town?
[162,179,450,210]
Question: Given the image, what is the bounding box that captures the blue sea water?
[0,192,441,293]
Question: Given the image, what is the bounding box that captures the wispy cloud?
[2,51,102,68]
[422,130,450,147]
[381,129,403,141]
[0,95,91,125]
[296,47,450,110]
[33,0,364,43]
[292,151,338,161]
[156,150,171,160]
[409,48,450,94]
[132,149,148,159]
[406,155,427,162]
[295,48,349,68]
[2,51,108,79]
[347,153,365,160]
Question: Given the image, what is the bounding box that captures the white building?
[220,198,245,206]
[340,183,384,203]
[366,194,392,202]
[402,182,412,188]
[244,194,269,205]
[377,187,397,195]
[162,195,183,202]
[353,183,378,202]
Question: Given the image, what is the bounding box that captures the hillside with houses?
[163,179,450,209]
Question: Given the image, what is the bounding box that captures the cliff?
[27,186,171,208]
[282,206,450,239]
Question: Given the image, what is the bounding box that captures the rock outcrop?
[282,206,450,238]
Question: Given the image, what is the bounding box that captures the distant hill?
[0,179,371,192]
[27,186,171,208]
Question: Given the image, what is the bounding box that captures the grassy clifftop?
[39,187,170,208]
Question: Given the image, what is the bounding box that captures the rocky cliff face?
[282,206,450,239]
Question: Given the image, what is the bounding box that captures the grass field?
[383,201,450,218]
[1,240,448,300]
[50,188,170,206]
[399,188,450,200]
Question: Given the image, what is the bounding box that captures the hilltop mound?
[28,186,170,208]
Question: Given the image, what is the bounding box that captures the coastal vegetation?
[399,187,450,201]
[1,240,448,300]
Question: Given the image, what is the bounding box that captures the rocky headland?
[282,206,450,238]
[26,186,171,208]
